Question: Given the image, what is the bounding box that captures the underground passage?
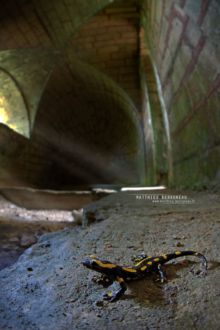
[0,0,219,329]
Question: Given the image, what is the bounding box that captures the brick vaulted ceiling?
[0,0,145,188]
[0,0,114,49]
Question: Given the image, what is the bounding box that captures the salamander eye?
[91,260,98,266]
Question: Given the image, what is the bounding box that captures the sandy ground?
[0,191,220,329]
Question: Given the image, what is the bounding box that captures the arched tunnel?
[29,55,145,188]
[0,1,220,329]
[0,0,219,190]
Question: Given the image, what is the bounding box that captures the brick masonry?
[0,55,145,188]
[142,0,220,187]
[70,1,141,109]
[0,0,111,49]
[0,0,219,189]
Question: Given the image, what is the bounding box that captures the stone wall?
[142,0,220,188]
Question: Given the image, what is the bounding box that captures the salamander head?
[82,255,100,270]
[82,255,117,273]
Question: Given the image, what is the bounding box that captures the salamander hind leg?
[191,252,208,276]
[156,264,167,283]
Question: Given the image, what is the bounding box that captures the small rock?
[27,267,33,272]
[176,242,184,247]
[173,235,186,240]
[72,209,84,224]
[19,234,37,248]
[105,243,112,248]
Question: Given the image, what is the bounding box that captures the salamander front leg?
[103,277,127,302]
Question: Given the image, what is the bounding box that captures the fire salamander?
[82,250,207,302]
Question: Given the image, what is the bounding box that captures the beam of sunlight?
[36,124,139,184]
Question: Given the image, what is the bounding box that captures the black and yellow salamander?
[82,250,207,302]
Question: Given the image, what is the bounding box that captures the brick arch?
[0,0,117,50]
[27,55,145,188]
[0,49,60,132]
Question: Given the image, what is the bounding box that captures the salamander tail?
[162,250,208,273]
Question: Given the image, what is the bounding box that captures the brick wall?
[142,0,220,188]
[70,1,141,109]
[0,0,219,189]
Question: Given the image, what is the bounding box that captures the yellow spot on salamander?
[147,261,153,265]
[122,267,137,273]
[162,254,168,259]
[154,258,160,262]
[135,257,149,267]
[141,266,147,271]
[96,260,117,269]
[175,251,182,255]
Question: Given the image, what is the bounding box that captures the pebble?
[19,234,37,248]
